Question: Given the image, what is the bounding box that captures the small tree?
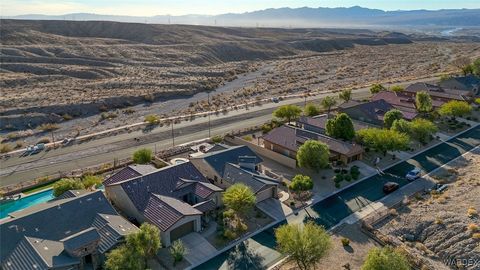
[106,223,160,270]
[338,89,352,103]
[325,113,355,140]
[296,140,330,172]
[390,85,404,92]
[370,83,386,94]
[275,221,332,270]
[451,57,472,75]
[105,245,144,270]
[133,148,152,164]
[415,91,433,113]
[223,183,256,218]
[127,223,161,266]
[52,178,85,197]
[438,100,472,119]
[409,118,438,144]
[170,240,187,266]
[391,119,411,134]
[211,135,223,143]
[320,96,337,116]
[475,98,480,105]
[361,246,410,270]
[356,128,410,156]
[304,103,321,117]
[273,105,302,123]
[383,109,403,129]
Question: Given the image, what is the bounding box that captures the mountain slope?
[5,6,480,27]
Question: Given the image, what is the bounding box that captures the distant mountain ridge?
[4,6,480,28]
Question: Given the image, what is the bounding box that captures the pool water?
[0,189,54,219]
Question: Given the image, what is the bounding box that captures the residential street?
[0,76,440,188]
[192,125,480,270]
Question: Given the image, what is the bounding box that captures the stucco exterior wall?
[162,215,201,246]
[105,185,145,223]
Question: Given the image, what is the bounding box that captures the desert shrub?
[467,207,478,217]
[53,178,84,197]
[341,237,350,246]
[468,224,479,232]
[100,112,118,120]
[82,175,103,189]
[335,182,341,188]
[223,209,235,219]
[15,141,24,149]
[223,229,237,240]
[62,114,73,121]
[144,114,160,125]
[38,123,59,131]
[211,135,223,143]
[144,94,155,102]
[0,144,13,153]
[132,148,152,164]
[434,217,443,225]
[170,240,186,265]
[344,174,352,182]
[123,108,135,114]
[235,221,248,233]
[334,173,344,183]
[472,233,480,239]
[37,137,51,144]
[242,135,253,141]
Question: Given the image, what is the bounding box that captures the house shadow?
[227,241,265,270]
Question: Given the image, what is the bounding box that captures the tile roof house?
[103,162,222,246]
[0,190,137,270]
[404,82,472,102]
[370,91,441,115]
[262,125,364,165]
[339,98,417,126]
[190,145,279,203]
[439,75,480,96]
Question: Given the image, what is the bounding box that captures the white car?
[406,168,421,181]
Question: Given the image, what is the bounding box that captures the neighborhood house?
[262,125,364,165]
[0,190,137,270]
[190,145,279,203]
[103,162,222,246]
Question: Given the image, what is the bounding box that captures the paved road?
[0,75,440,187]
[192,125,480,270]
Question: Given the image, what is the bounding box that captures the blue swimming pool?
[0,189,54,219]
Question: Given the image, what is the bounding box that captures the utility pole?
[208,92,211,138]
[51,131,55,146]
[171,120,175,146]
[303,92,308,108]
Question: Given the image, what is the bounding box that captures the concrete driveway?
[180,232,217,266]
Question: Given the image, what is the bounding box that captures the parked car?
[427,183,449,193]
[271,97,279,103]
[406,168,421,181]
[383,182,400,194]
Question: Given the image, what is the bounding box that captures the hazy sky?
[2,0,480,16]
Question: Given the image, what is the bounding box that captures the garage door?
[170,221,194,242]
[256,187,274,202]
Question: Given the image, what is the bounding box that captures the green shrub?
[37,137,51,144]
[223,229,237,240]
[344,174,352,182]
[170,240,186,265]
[211,135,223,143]
[334,173,344,183]
[341,237,350,246]
[144,114,160,125]
[242,135,253,141]
[38,123,59,131]
[132,148,152,164]
[335,182,341,188]
[0,144,13,153]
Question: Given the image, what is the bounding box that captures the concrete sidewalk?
[181,232,218,266]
